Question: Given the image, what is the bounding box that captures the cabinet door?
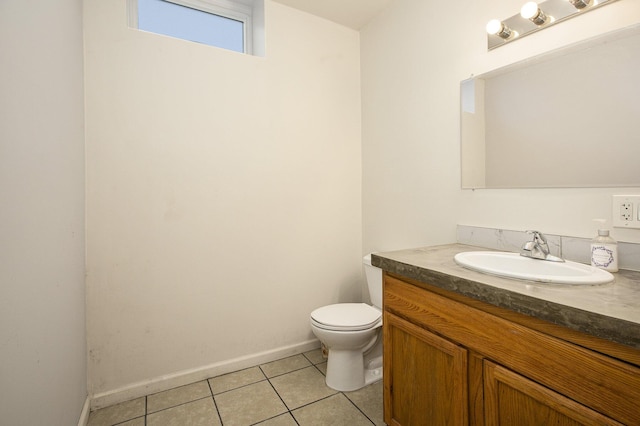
[384,312,468,426]
[484,360,624,426]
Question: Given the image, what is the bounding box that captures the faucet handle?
[526,230,547,244]
[522,230,563,262]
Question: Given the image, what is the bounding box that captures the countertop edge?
[372,244,640,350]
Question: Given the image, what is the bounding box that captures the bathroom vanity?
[372,244,640,426]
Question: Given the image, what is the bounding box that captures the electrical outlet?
[620,203,633,221]
[612,195,640,229]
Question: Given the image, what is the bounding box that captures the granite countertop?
[372,244,640,349]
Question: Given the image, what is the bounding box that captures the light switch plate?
[612,195,640,229]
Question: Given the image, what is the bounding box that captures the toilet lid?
[310,303,382,331]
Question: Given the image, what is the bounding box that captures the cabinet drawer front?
[384,275,640,425]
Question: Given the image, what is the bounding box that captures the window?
[128,0,263,55]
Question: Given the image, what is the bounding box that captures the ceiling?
[272,0,395,30]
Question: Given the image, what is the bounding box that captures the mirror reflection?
[461,24,640,189]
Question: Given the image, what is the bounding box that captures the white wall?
[362,0,640,256]
[85,0,362,397]
[0,1,87,425]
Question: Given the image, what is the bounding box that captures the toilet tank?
[363,254,383,309]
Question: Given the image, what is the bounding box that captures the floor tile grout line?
[212,364,267,382]
[265,364,340,413]
[301,351,319,366]
[206,376,225,426]
[263,369,339,425]
[111,414,146,426]
[264,374,294,413]
[261,364,315,380]
[205,377,214,398]
[283,390,340,413]
[145,395,214,416]
[212,377,270,396]
[257,364,267,379]
[248,412,299,426]
[310,363,326,376]
[256,352,321,376]
[343,392,377,425]
[145,379,210,399]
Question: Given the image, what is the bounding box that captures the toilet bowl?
[309,255,383,391]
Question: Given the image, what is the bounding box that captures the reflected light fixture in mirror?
[486,0,619,50]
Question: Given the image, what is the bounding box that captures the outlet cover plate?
[612,195,640,229]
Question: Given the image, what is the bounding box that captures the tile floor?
[87,349,385,426]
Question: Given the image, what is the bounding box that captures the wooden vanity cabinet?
[384,312,468,425]
[483,361,623,426]
[383,273,640,426]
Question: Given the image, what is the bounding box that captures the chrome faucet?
[520,230,564,262]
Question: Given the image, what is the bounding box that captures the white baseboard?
[77,396,90,426]
[90,339,320,411]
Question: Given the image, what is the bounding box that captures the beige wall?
[362,0,640,255]
[0,0,87,424]
[85,0,362,398]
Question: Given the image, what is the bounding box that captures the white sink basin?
[454,251,614,285]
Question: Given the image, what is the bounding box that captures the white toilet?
[309,254,383,391]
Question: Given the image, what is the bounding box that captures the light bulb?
[521,2,548,25]
[521,2,539,19]
[486,19,502,35]
[486,19,512,39]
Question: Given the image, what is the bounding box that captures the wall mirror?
[461,24,640,189]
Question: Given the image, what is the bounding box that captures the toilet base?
[325,352,383,391]
[364,355,383,386]
[324,340,383,392]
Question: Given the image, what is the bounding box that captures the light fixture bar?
[487,0,620,50]
[569,0,591,9]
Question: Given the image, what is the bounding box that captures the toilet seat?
[310,303,382,331]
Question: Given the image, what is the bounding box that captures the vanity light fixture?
[521,2,549,25]
[569,0,591,9]
[486,0,619,50]
[486,19,513,39]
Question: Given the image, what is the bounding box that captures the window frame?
[127,0,254,54]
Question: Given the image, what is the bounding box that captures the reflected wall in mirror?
[461,24,640,189]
